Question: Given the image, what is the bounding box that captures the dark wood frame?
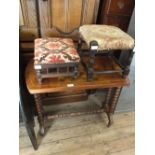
[78,38,134,81]
[33,87,122,136]
[35,62,79,84]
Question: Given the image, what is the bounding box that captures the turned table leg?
[103,88,113,127]
[110,87,122,113]
[34,94,45,135]
[103,88,113,109]
[107,87,122,127]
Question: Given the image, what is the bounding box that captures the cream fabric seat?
[79,25,135,50]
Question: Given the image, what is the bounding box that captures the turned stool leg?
[77,38,82,56]
[87,41,98,81]
[34,94,45,135]
[73,64,79,79]
[87,59,94,81]
[36,69,42,84]
[123,50,134,78]
[107,87,122,127]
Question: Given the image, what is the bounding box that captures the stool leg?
[123,50,134,78]
[87,55,94,81]
[73,64,79,79]
[77,38,82,56]
[34,94,45,135]
[36,69,42,84]
[87,41,98,81]
[107,87,122,127]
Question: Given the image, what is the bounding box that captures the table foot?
[106,113,113,127]
[25,123,38,150]
[34,94,45,136]
[39,125,45,136]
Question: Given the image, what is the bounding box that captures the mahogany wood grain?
[103,15,130,31]
[106,0,134,16]
[25,58,129,94]
[42,90,88,105]
[97,0,134,31]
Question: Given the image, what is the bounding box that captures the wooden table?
[25,58,129,149]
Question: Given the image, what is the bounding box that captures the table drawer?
[107,0,134,15]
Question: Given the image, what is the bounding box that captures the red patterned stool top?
[34,38,80,66]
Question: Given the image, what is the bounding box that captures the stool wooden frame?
[78,39,134,81]
[35,62,79,84]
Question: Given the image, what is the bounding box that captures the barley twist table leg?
[34,94,45,135]
[103,88,113,127]
[107,87,122,127]
[103,88,113,110]
[110,87,122,113]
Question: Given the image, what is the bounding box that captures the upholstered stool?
[34,38,80,84]
[79,25,135,81]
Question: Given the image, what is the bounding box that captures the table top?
[25,58,130,94]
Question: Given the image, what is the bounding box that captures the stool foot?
[34,94,45,136]
[73,72,79,79]
[36,70,42,84]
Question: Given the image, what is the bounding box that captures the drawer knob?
[117,0,125,9]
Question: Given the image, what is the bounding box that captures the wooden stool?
[34,38,80,84]
[79,25,135,81]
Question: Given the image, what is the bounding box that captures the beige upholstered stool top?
[79,25,135,50]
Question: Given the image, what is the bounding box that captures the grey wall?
[116,8,135,112]
[127,8,135,38]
